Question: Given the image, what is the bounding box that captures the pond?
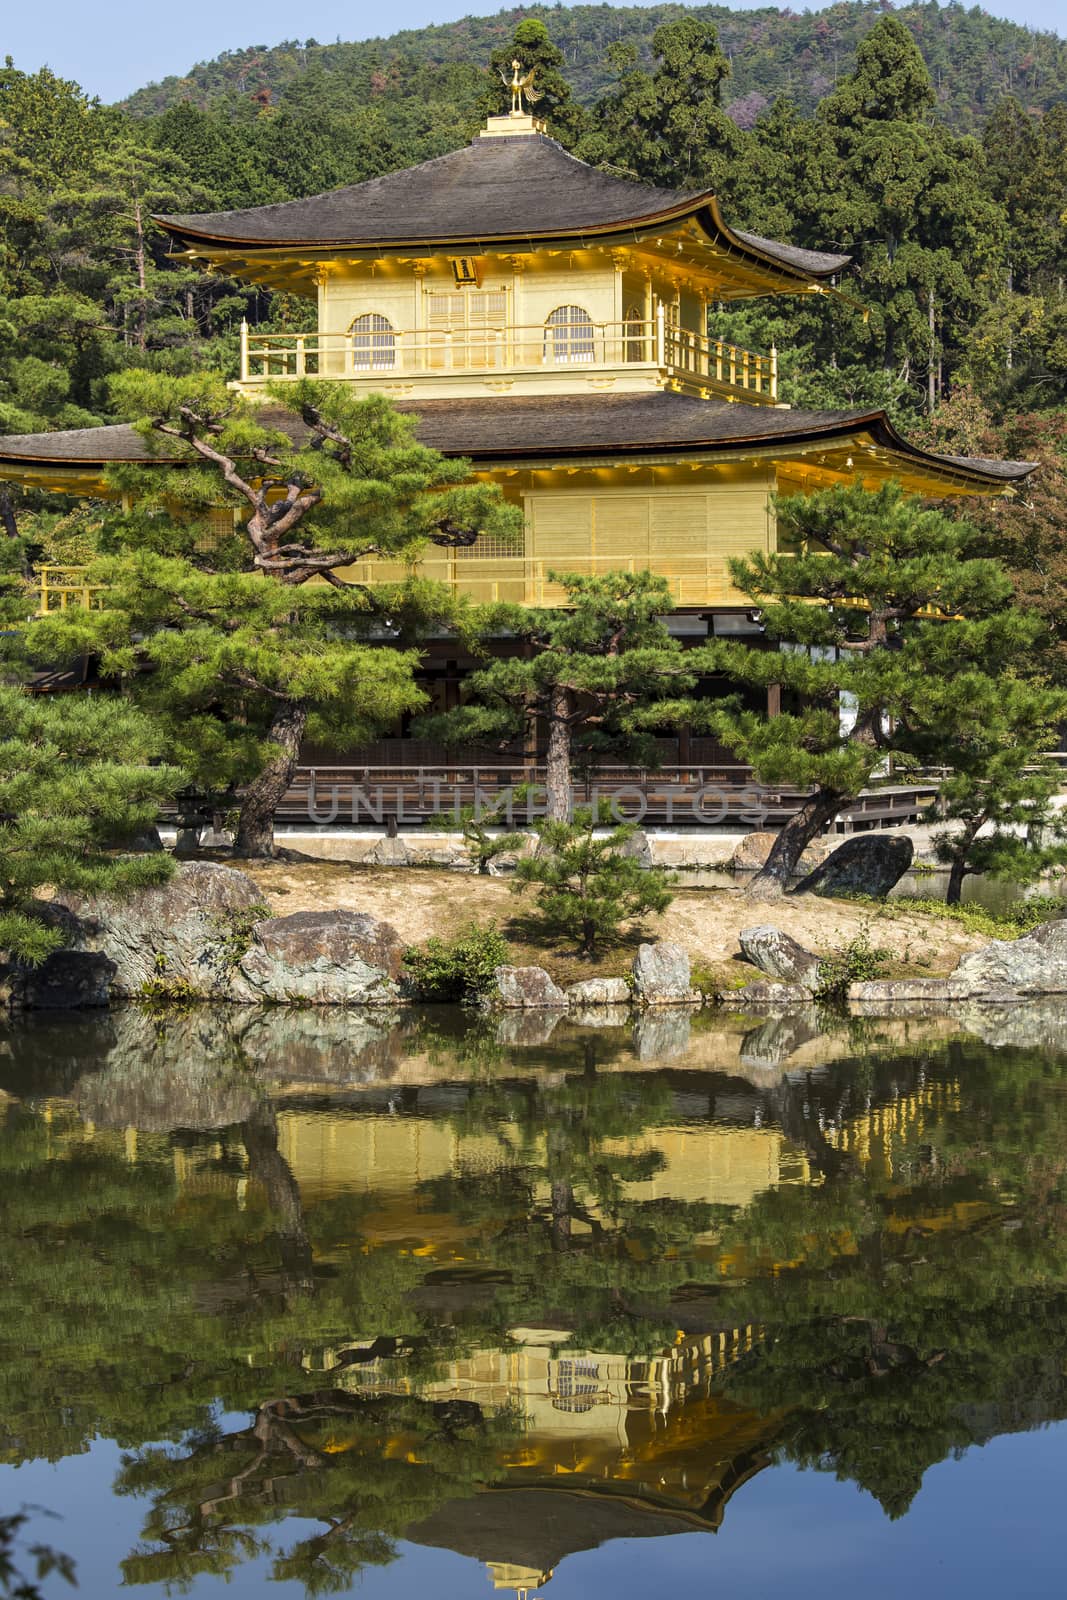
[1,1001,1066,1598]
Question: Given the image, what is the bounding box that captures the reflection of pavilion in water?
[307,1328,778,1595]
[21,1059,967,1595]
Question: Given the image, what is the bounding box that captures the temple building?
[0,102,1035,799]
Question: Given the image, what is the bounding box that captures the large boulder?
[730,831,829,874]
[3,949,116,1010]
[53,861,266,999]
[739,925,820,987]
[793,834,913,899]
[483,965,568,1010]
[951,917,1067,996]
[631,942,699,1006]
[236,909,407,1005]
[567,977,631,1007]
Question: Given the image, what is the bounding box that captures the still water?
[2,1001,1067,1598]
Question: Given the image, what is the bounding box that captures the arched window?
[544,304,595,365]
[623,303,644,362]
[350,312,395,371]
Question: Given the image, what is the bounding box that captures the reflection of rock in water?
[632,1010,692,1062]
[740,1008,824,1073]
[568,1005,630,1031]
[72,1010,257,1131]
[493,1010,564,1049]
[955,1000,1067,1054]
[241,1007,409,1083]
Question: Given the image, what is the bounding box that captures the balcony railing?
[34,554,748,613]
[239,315,778,402]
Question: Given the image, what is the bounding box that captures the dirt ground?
[236,857,986,983]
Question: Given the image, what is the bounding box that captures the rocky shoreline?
[5,859,1067,1019]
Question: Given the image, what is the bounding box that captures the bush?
[512,803,675,956]
[814,926,890,1004]
[892,894,1064,941]
[404,923,510,1003]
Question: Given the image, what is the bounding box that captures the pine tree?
[417,569,709,822]
[0,686,180,963]
[512,802,675,957]
[27,375,519,858]
[709,481,1035,899]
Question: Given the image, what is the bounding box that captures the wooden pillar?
[766,683,782,718]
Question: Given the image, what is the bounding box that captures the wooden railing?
[270,764,941,827]
[37,566,104,613]
[240,314,777,402]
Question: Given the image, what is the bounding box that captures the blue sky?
[5,0,1065,104]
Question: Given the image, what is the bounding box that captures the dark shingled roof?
[0,392,1035,486]
[157,133,850,279]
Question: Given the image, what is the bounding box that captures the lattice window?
[544,304,595,364]
[454,529,524,561]
[351,312,395,370]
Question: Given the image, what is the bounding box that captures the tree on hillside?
[708,481,1036,898]
[580,19,745,194]
[26,376,519,857]
[416,569,710,822]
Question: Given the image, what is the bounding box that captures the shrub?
[892,893,1064,941]
[512,803,675,957]
[404,923,510,1003]
[814,926,890,1004]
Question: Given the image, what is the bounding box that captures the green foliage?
[210,903,270,968]
[0,686,180,964]
[404,922,510,1003]
[438,799,524,875]
[512,802,675,956]
[892,894,1064,941]
[814,926,891,1003]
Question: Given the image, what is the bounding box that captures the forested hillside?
[121,2,1067,133]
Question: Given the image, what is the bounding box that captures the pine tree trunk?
[233,700,308,858]
[747,786,848,899]
[945,857,968,906]
[545,684,573,822]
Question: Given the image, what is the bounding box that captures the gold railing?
[34,555,747,611]
[37,566,104,614]
[240,316,777,401]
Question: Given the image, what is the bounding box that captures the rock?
[739,924,821,987]
[793,834,914,899]
[632,1009,692,1061]
[364,835,411,867]
[486,835,535,876]
[730,830,829,874]
[620,829,654,870]
[54,861,266,999]
[731,981,814,1006]
[4,949,116,1010]
[483,965,568,1010]
[237,910,407,1006]
[951,917,1067,995]
[566,977,631,1007]
[631,942,699,1006]
[847,978,964,1004]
